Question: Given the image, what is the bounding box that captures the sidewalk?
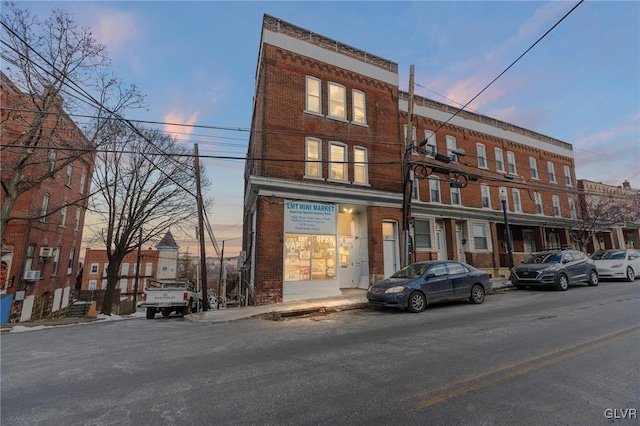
[1,279,513,331]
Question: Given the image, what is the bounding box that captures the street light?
[499,188,515,273]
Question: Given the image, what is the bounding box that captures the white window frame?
[353,146,368,185]
[481,184,491,209]
[414,219,432,250]
[49,149,56,172]
[121,263,130,276]
[67,248,75,275]
[351,90,366,125]
[424,130,436,157]
[534,192,544,215]
[65,164,73,187]
[429,176,441,203]
[90,263,99,274]
[548,161,557,184]
[507,151,517,174]
[145,263,153,276]
[564,165,572,186]
[552,195,561,217]
[495,148,505,172]
[88,280,97,290]
[476,143,487,169]
[446,135,458,162]
[568,197,577,219]
[52,247,60,275]
[450,186,462,205]
[74,208,81,231]
[411,174,419,200]
[512,188,522,213]
[79,172,86,194]
[472,222,489,251]
[328,142,348,182]
[305,137,322,179]
[328,82,346,120]
[305,76,322,115]
[40,194,50,222]
[59,205,67,228]
[529,157,539,180]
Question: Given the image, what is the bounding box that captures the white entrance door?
[383,221,399,278]
[456,224,465,262]
[436,226,446,260]
[339,237,356,288]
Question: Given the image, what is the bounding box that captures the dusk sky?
[16,1,640,257]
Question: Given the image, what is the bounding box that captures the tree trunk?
[100,257,124,315]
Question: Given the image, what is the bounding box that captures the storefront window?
[284,234,336,281]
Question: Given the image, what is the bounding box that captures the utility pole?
[217,240,225,309]
[194,144,209,311]
[132,227,142,307]
[402,65,415,268]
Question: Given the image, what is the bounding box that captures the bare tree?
[90,122,204,314]
[0,2,145,243]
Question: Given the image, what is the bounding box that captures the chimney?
[622,181,631,189]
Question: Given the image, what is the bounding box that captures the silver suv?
[511,250,599,291]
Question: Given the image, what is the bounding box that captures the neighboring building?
[1,72,93,321]
[80,231,179,302]
[242,15,584,305]
[577,180,640,252]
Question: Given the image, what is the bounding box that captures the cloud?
[164,109,200,142]
[93,10,140,57]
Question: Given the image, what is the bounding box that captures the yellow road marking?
[408,325,639,410]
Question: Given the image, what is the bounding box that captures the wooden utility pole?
[194,144,209,311]
[132,227,142,307]
[217,240,225,309]
[402,65,415,268]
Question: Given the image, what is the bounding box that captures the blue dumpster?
[1,293,13,324]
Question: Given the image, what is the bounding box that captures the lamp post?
[499,188,515,272]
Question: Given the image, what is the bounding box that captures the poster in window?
[284,234,311,281]
[311,235,336,280]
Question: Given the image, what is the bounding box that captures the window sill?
[303,175,325,181]
[327,178,350,184]
[353,182,370,187]
[350,121,368,128]
[327,115,349,123]
[304,110,324,118]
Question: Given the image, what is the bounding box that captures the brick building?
[1,72,93,321]
[80,230,180,302]
[242,15,583,305]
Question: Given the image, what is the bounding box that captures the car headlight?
[385,286,405,294]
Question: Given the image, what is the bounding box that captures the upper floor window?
[450,186,462,205]
[424,130,436,157]
[305,137,322,179]
[66,164,73,187]
[40,194,50,222]
[507,151,517,174]
[477,144,487,169]
[90,263,99,274]
[568,197,577,219]
[52,247,60,276]
[121,263,130,276]
[404,124,417,154]
[49,149,56,173]
[472,223,488,250]
[305,76,321,114]
[328,82,346,120]
[353,146,368,185]
[552,195,561,217]
[329,142,347,181]
[79,172,87,194]
[74,208,81,231]
[495,148,505,172]
[481,184,491,208]
[512,188,522,213]
[59,205,67,228]
[529,157,539,179]
[446,136,458,162]
[67,248,75,275]
[411,176,419,200]
[564,165,572,186]
[352,90,366,125]
[548,161,556,183]
[534,192,544,214]
[429,176,441,203]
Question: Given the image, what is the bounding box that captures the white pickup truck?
[141,280,197,319]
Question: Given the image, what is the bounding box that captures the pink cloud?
[164,109,200,142]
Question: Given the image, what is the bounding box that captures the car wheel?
[587,270,599,286]
[146,308,155,320]
[407,292,426,313]
[555,273,569,291]
[469,284,485,304]
[626,267,635,282]
[161,309,171,317]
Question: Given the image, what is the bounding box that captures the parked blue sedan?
[367,261,492,313]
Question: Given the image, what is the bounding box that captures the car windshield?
[391,264,430,278]
[522,252,562,264]
[593,250,625,260]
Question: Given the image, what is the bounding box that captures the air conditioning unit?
[39,247,55,257]
[23,270,41,281]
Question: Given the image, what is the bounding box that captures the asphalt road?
[2,281,639,425]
